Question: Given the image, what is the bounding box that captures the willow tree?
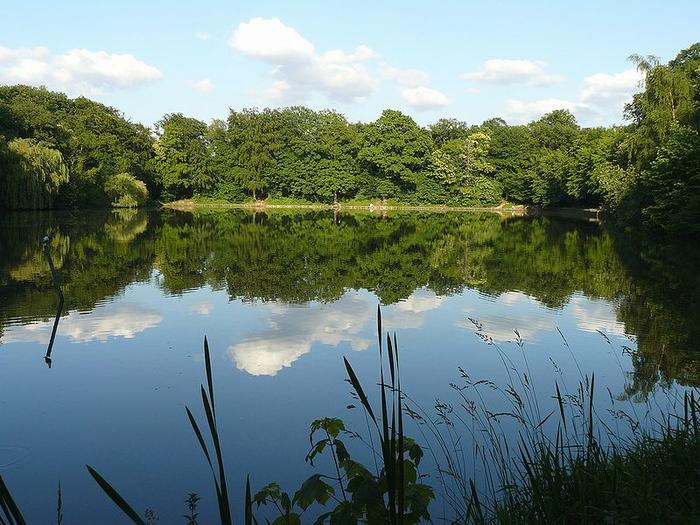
[0,138,68,209]
[625,51,696,168]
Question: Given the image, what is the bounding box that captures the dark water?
[0,208,698,523]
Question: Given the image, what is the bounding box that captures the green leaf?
[86,465,147,525]
[329,502,356,525]
[305,439,328,466]
[334,439,350,464]
[0,473,27,525]
[293,474,335,510]
[343,358,377,425]
[253,482,282,507]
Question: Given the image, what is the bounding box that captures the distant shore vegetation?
[1,43,699,234]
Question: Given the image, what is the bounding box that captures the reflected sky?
[3,303,163,344]
[0,208,697,524]
[228,293,373,376]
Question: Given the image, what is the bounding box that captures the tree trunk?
[253,187,256,201]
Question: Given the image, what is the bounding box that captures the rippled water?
[0,208,698,523]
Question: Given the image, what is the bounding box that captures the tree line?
[0,43,698,233]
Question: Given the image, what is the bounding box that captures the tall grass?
[403,318,700,523]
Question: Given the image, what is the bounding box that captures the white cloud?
[192,78,215,92]
[0,46,162,96]
[3,303,162,344]
[401,86,450,110]
[230,17,315,62]
[461,59,563,86]
[379,63,430,87]
[580,68,643,104]
[0,46,50,62]
[228,293,373,376]
[578,68,644,124]
[230,17,376,103]
[195,31,211,41]
[397,289,445,314]
[503,68,644,125]
[262,79,291,100]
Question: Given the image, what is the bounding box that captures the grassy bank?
[162,199,604,222]
[163,196,526,212]
[163,198,602,221]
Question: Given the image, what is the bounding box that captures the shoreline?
[162,199,602,220]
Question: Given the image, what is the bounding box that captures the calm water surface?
[0,208,698,523]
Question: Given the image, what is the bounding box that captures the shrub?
[104,173,149,208]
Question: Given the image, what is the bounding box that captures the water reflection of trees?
[0,209,697,396]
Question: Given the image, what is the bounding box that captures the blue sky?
[2,0,698,127]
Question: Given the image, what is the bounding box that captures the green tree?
[358,110,433,201]
[0,137,68,209]
[429,118,470,146]
[104,173,149,208]
[153,113,212,200]
[0,85,155,208]
[227,108,280,200]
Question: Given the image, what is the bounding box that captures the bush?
[104,173,149,208]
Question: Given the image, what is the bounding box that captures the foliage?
[254,310,434,524]
[153,113,212,200]
[2,208,699,394]
[0,137,68,209]
[0,85,155,208]
[358,110,433,199]
[104,173,149,208]
[1,40,699,226]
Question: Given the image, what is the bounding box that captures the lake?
[0,208,698,523]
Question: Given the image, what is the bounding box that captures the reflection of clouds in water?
[458,291,556,342]
[189,302,213,316]
[458,291,626,343]
[383,289,445,330]
[229,294,373,376]
[3,303,162,344]
[231,288,448,376]
[569,295,626,336]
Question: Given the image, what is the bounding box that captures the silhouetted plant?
[252,307,434,524]
[86,336,252,524]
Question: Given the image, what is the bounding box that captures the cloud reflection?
[458,291,556,342]
[229,288,448,376]
[229,294,372,376]
[3,303,162,344]
[382,289,445,330]
[569,295,627,336]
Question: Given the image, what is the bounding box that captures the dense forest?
[0,43,698,233]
